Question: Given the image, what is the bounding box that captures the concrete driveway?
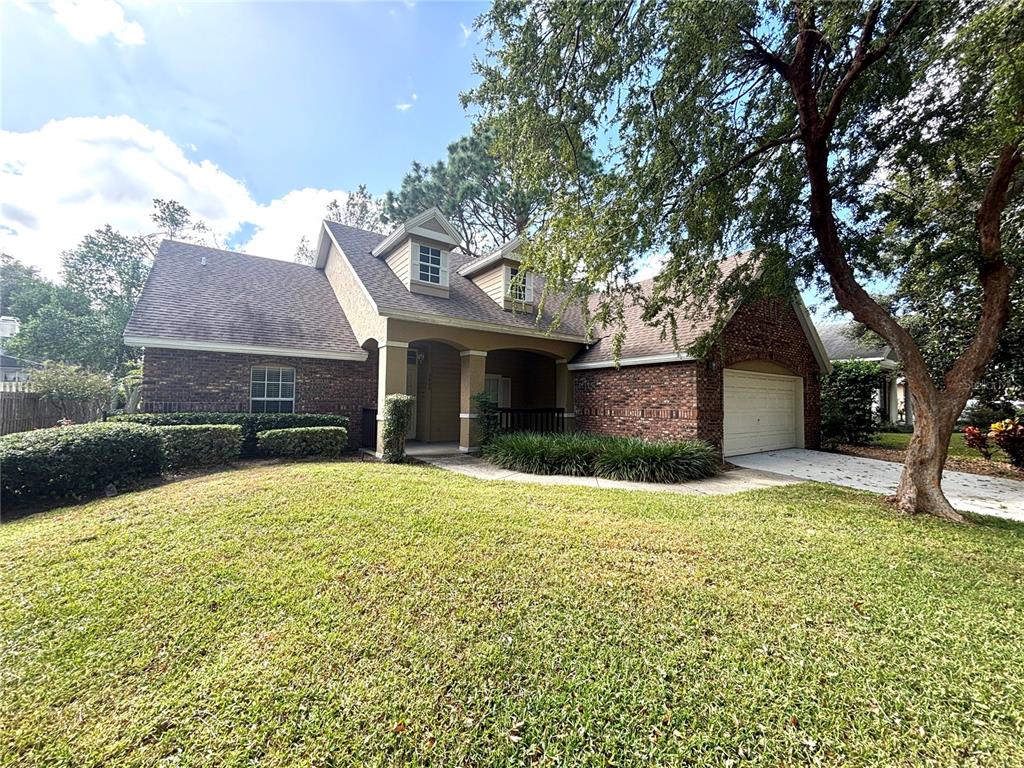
[729,449,1024,522]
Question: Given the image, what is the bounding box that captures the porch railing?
[361,407,378,449]
[498,407,565,434]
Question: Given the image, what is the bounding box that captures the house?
[818,322,910,425]
[124,208,830,457]
[0,353,37,383]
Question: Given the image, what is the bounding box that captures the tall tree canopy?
[470,0,1022,521]
[384,123,563,256]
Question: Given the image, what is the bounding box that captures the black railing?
[498,407,565,434]
[361,407,378,449]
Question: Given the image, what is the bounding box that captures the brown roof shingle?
[124,240,365,359]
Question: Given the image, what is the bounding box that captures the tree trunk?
[890,388,966,523]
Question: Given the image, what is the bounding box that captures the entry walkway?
[729,449,1024,521]
[413,449,800,496]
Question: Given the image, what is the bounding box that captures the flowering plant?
[989,419,1024,469]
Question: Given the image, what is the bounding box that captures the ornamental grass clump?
[593,437,719,483]
[483,432,719,483]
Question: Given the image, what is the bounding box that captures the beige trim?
[371,208,462,256]
[123,334,368,362]
[381,340,410,349]
[381,308,587,343]
[567,352,695,371]
[457,238,523,277]
[791,297,832,374]
[459,350,487,357]
[459,412,479,419]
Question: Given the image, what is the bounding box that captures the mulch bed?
[835,444,1023,480]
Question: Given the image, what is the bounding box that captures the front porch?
[368,320,583,455]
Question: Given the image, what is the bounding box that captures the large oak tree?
[470,0,1022,521]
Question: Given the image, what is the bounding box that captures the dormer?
[458,236,535,312]
[372,208,462,298]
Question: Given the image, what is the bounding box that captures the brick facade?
[141,348,378,447]
[574,297,822,451]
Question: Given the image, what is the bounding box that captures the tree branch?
[701,131,801,187]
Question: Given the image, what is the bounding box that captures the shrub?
[110,412,349,456]
[593,437,720,483]
[381,394,414,462]
[257,426,348,458]
[989,419,1024,469]
[0,422,163,506]
[483,432,719,483]
[30,362,111,420]
[962,425,995,460]
[473,391,501,446]
[159,425,243,470]
[820,360,882,448]
[962,400,1017,429]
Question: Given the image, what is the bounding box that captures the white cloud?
[0,116,358,279]
[460,22,472,46]
[49,0,145,46]
[395,103,413,112]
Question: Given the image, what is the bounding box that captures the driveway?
[729,449,1024,522]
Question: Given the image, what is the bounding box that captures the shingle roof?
[124,240,365,359]
[818,322,891,361]
[570,252,757,366]
[324,221,588,339]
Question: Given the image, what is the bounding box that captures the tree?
[470,0,1022,521]
[384,123,567,256]
[294,185,386,264]
[30,362,111,421]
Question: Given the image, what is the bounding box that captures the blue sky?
[1,0,488,277]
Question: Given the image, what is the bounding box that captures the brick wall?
[141,347,378,447]
[573,296,822,450]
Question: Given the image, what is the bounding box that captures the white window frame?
[414,243,449,287]
[250,365,296,413]
[505,265,534,303]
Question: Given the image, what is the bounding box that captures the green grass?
[2,463,1023,767]
[873,430,1009,462]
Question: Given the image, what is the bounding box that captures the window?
[484,374,512,408]
[417,244,448,286]
[506,266,534,303]
[250,366,295,413]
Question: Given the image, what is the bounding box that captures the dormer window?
[505,265,534,303]
[417,244,448,287]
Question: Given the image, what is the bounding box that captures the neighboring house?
[818,322,910,425]
[0,353,37,383]
[124,208,830,457]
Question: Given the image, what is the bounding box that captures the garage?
[722,369,803,457]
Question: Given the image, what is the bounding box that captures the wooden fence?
[0,387,100,436]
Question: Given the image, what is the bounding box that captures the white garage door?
[722,370,801,457]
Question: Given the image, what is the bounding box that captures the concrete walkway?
[415,451,800,496]
[730,449,1024,522]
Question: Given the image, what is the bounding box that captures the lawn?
[2,462,1023,767]
[873,430,1005,461]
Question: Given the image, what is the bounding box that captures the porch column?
[903,380,914,426]
[886,375,899,426]
[376,340,409,455]
[555,359,576,432]
[459,350,487,453]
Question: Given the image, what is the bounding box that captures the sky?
[1,0,488,280]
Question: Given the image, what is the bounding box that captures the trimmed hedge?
[0,422,163,505]
[483,432,719,483]
[159,425,243,470]
[111,412,349,456]
[257,426,348,458]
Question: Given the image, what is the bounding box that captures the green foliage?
[0,423,163,506]
[989,419,1024,469]
[380,394,414,463]
[30,362,111,420]
[469,1,1022,386]
[256,427,348,459]
[483,432,719,483]
[962,401,1018,429]
[110,412,349,457]
[472,391,500,446]
[821,361,883,448]
[384,123,573,256]
[158,425,243,471]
